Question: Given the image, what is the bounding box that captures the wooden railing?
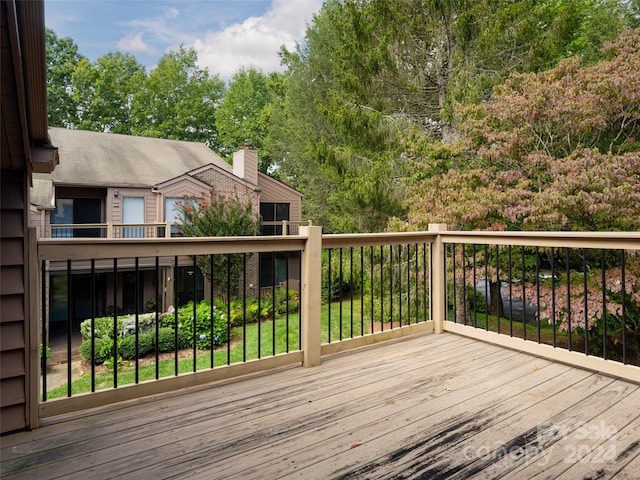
[438,230,640,384]
[32,225,640,426]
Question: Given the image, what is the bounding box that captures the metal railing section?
[441,231,640,373]
[321,233,434,343]
[38,235,305,414]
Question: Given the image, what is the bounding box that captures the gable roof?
[36,127,231,188]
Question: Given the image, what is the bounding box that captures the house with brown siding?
[30,128,303,335]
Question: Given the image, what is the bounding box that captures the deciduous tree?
[45,28,84,127]
[131,47,224,148]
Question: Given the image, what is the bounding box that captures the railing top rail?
[51,222,168,228]
[38,235,307,261]
[323,231,437,249]
[51,223,108,229]
[441,230,640,250]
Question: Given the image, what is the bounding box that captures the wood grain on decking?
[2,333,639,479]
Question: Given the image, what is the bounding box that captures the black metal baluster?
[328,249,331,342]
[192,256,197,373]
[67,260,72,397]
[135,257,140,382]
[601,250,607,360]
[536,247,541,343]
[228,253,233,364]
[91,259,96,392]
[472,244,477,327]
[339,248,343,340]
[271,251,275,356]
[114,258,119,386]
[258,254,262,359]
[173,256,178,376]
[360,246,364,335]
[398,245,403,327]
[298,252,302,350]
[398,245,403,328]
[583,249,589,355]
[484,244,489,330]
[551,247,557,348]
[521,246,526,341]
[155,256,160,378]
[244,253,248,360]
[389,245,394,329]
[285,252,289,353]
[380,246,384,332]
[494,245,499,333]
[566,248,572,352]
[621,250,627,364]
[210,254,214,368]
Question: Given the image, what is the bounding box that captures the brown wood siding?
[0,171,29,433]
[257,174,302,222]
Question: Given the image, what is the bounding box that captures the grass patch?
[456,310,587,351]
[46,297,377,399]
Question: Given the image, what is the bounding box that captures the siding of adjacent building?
[1,0,48,433]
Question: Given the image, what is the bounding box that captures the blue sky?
[45,0,324,81]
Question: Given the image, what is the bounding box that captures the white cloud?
[193,0,323,81]
[117,32,157,54]
[164,7,179,20]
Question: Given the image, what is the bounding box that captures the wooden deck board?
[2,332,640,479]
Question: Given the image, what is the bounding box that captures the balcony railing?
[32,226,640,425]
[50,222,172,239]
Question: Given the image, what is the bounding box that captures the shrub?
[468,285,487,314]
[161,300,229,349]
[80,312,158,341]
[119,331,156,360]
[80,316,122,341]
[79,337,110,364]
[157,328,176,353]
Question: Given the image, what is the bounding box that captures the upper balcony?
[3,227,640,478]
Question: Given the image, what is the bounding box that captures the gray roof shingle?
[37,127,231,188]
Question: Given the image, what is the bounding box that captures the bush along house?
[30,127,303,338]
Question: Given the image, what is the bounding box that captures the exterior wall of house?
[258,173,303,223]
[156,176,213,224]
[0,172,31,433]
[192,168,260,217]
[107,187,158,225]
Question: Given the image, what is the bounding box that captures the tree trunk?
[455,280,470,324]
[489,281,504,318]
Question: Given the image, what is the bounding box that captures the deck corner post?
[300,225,322,367]
[429,223,448,334]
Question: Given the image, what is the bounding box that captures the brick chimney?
[233,145,258,185]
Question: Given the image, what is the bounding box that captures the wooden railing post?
[106,222,113,238]
[429,223,447,333]
[300,225,322,367]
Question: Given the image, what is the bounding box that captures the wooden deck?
[2,332,640,479]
